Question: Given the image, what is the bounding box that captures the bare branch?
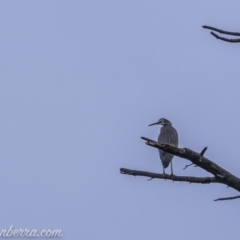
[210,32,240,43]
[214,195,240,202]
[202,25,240,43]
[120,136,240,200]
[120,168,217,184]
[183,163,195,170]
[202,25,240,36]
[200,147,208,157]
[140,137,236,181]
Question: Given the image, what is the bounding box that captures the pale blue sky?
[0,1,240,239]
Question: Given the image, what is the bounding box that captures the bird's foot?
[162,172,167,180]
[170,172,174,182]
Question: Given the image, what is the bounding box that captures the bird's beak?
[148,122,159,126]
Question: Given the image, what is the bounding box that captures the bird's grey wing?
[158,126,178,146]
[168,127,178,146]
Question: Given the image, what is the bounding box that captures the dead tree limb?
[120,137,240,200]
[202,25,240,43]
[120,168,217,184]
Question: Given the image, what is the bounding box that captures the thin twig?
[183,163,194,170]
[214,195,240,201]
[202,25,240,36]
[199,146,208,162]
[210,32,240,43]
[200,147,208,157]
[202,25,240,43]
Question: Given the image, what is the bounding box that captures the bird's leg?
[170,162,173,176]
[162,168,166,178]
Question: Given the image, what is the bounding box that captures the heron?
[149,118,178,175]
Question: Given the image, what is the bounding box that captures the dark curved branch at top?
[202,25,240,43]
[202,25,240,36]
[120,137,240,200]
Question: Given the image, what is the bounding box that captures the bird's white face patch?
[159,119,164,125]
